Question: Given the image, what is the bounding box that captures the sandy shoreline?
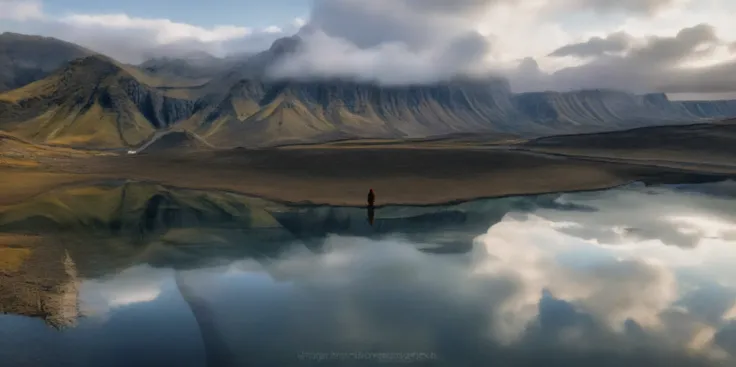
[1,146,733,207]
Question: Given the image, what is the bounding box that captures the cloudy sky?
[2,0,736,97]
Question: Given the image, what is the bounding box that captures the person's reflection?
[367,206,375,226]
[367,189,376,226]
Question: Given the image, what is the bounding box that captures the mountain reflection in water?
[1,180,736,366]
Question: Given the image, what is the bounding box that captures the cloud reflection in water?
[169,183,736,366]
[6,181,736,367]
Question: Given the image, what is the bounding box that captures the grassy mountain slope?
[0,131,101,168]
[0,56,196,148]
[0,32,94,93]
[2,33,736,149]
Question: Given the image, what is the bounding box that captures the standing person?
[367,189,375,207]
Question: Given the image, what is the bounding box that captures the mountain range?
[0,32,93,93]
[1,32,735,149]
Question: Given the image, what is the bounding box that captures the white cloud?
[261,25,282,34]
[1,0,736,94]
[534,184,736,248]
[569,0,690,15]
[0,1,298,63]
[0,0,43,21]
[253,0,736,94]
[269,29,491,84]
[266,0,497,83]
[175,219,730,363]
[81,265,171,317]
[106,287,161,307]
[60,13,252,44]
[473,214,678,340]
[292,17,307,28]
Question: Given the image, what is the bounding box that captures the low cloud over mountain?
[1,0,736,97]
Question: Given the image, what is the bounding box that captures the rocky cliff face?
[511,90,694,132]
[271,77,520,133]
[191,74,736,147]
[120,77,195,128]
[679,100,736,118]
[194,76,553,146]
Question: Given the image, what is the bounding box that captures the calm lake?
[2,180,736,366]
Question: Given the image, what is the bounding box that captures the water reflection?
[1,180,736,366]
[368,188,376,226]
[367,204,375,226]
